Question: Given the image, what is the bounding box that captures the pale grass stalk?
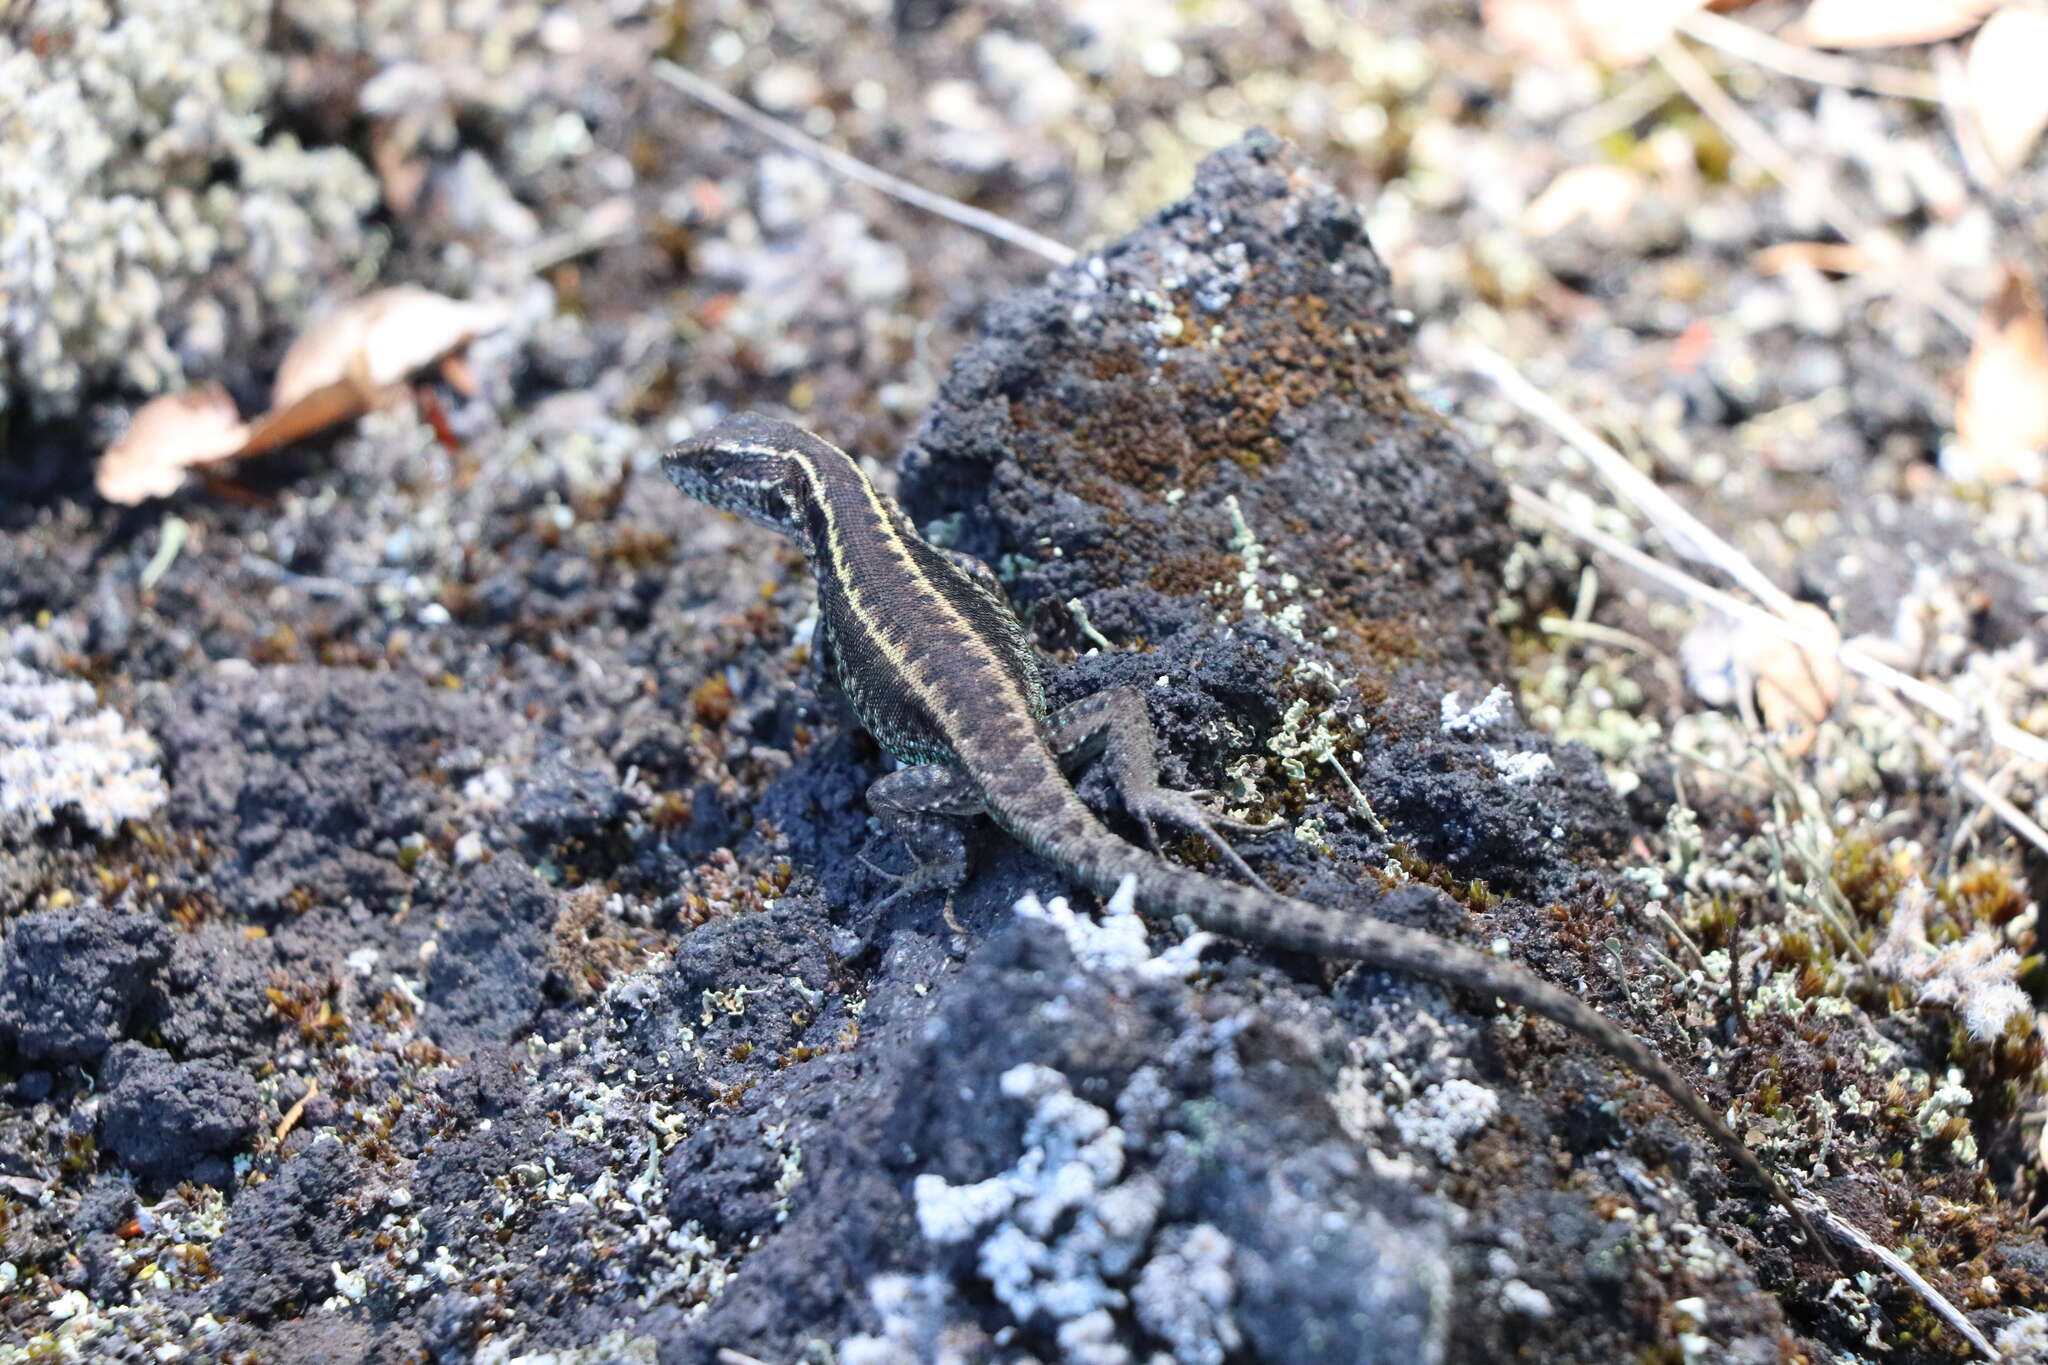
[1502,482,2048,770]
[1654,40,1977,336]
[652,61,1077,268]
[1799,1195,1999,1361]
[1676,11,1946,104]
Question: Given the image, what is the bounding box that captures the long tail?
[1052,823,1825,1251]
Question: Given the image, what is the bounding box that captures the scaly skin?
[662,412,1821,1249]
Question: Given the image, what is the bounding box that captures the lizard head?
[661,412,812,540]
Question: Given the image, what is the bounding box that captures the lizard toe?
[1127,790,1278,895]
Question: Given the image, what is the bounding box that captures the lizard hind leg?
[862,764,986,919]
[1050,685,1279,894]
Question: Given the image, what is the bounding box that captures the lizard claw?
[1126,789,1278,896]
[861,850,966,913]
[1178,788,1283,837]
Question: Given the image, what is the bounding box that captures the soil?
[5,4,2047,1363]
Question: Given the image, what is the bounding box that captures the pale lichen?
[1,0,380,415]
[0,632,165,837]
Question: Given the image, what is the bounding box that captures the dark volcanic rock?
[209,1135,374,1321]
[902,127,1507,674]
[150,666,494,920]
[144,921,284,1063]
[0,907,168,1064]
[874,919,1448,1365]
[900,129,1617,898]
[422,856,563,1055]
[509,751,632,854]
[96,1041,261,1182]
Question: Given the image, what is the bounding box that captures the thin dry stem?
[1676,12,1946,104]
[1876,690,2048,864]
[1801,1195,2000,1360]
[1654,40,1976,336]
[652,61,1078,268]
[1507,482,2048,770]
[1475,352,2048,775]
[1468,342,1806,616]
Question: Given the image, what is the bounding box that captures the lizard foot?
[1124,788,1279,895]
[859,850,966,916]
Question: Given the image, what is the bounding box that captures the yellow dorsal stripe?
[786,445,1041,754]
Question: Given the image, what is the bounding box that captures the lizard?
[661,410,1823,1250]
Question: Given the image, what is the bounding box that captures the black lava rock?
[96,1041,260,1182]
[422,856,562,1054]
[0,908,168,1065]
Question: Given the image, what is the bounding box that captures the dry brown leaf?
[273,285,508,410]
[1484,0,1711,67]
[1521,164,1647,237]
[1966,7,2048,179]
[1751,602,1843,757]
[239,381,377,460]
[95,384,252,505]
[1681,602,1843,757]
[96,287,508,506]
[1795,0,2001,49]
[260,285,510,453]
[1949,264,2048,484]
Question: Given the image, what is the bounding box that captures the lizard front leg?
[862,764,986,918]
[1050,686,1276,893]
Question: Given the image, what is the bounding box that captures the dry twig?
[1801,1195,2000,1361]
[652,61,1077,268]
[1677,10,1946,103]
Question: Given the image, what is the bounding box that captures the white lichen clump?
[1012,878,1215,985]
[1440,684,1555,784]
[0,642,165,837]
[1996,1309,2048,1364]
[1,0,380,415]
[1390,1078,1502,1163]
[1440,685,1517,736]
[879,1063,1239,1365]
[1873,880,2035,1042]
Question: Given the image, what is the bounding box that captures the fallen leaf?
[1795,0,2001,49]
[1484,0,1711,67]
[239,380,378,460]
[1948,264,2048,484]
[272,285,508,411]
[1751,602,1843,757]
[95,384,252,505]
[1966,7,2048,179]
[1521,164,1647,237]
[1681,603,1843,757]
[257,286,510,456]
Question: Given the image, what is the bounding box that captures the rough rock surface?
[0,907,168,1065]
[96,1041,262,1183]
[0,137,1819,1364]
[150,667,496,922]
[421,856,562,1055]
